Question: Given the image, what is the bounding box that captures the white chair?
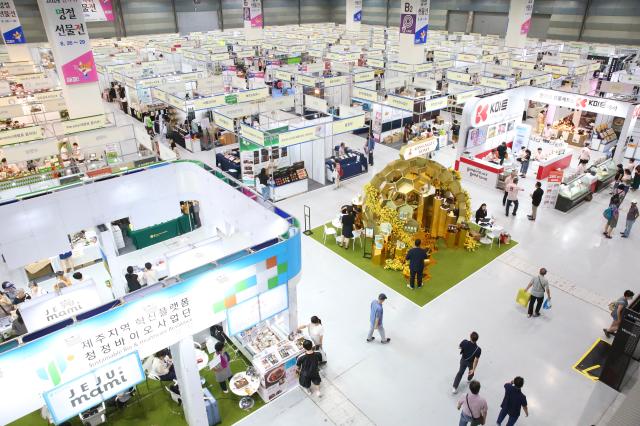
[487,230,501,249]
[351,229,363,250]
[323,225,337,244]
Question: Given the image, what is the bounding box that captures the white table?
[230,371,261,410]
[479,223,503,245]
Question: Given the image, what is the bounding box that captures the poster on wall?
[243,0,263,28]
[512,123,531,153]
[81,0,114,22]
[466,127,487,148]
[39,0,98,86]
[353,0,362,22]
[414,0,430,44]
[520,0,534,35]
[0,0,26,44]
[399,1,417,35]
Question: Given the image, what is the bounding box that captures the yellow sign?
[237,87,269,102]
[481,54,495,63]
[240,124,265,145]
[367,58,384,68]
[372,42,385,50]
[182,51,195,60]
[435,60,454,69]
[511,60,536,70]
[308,50,324,58]
[414,63,433,73]
[0,126,45,146]
[213,113,234,131]
[210,52,229,61]
[424,96,449,112]
[388,62,413,73]
[496,52,510,60]
[354,71,374,83]
[166,94,186,110]
[446,71,471,83]
[324,75,348,87]
[191,95,225,110]
[137,77,164,88]
[457,54,477,62]
[433,51,451,61]
[387,95,414,111]
[14,72,46,82]
[62,115,107,135]
[274,70,292,81]
[575,65,589,75]
[278,126,318,146]
[332,115,365,134]
[325,52,343,61]
[479,76,509,89]
[531,74,552,85]
[558,52,580,60]
[194,53,209,61]
[544,64,569,76]
[352,87,377,102]
[297,75,317,87]
[455,90,481,104]
[151,88,167,102]
[32,90,63,102]
[0,95,19,107]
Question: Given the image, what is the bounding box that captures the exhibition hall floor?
[112,104,637,425]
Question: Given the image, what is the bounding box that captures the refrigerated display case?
[589,158,617,192]
[555,174,597,212]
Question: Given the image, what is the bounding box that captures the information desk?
[325,151,368,183]
[128,214,192,249]
[456,156,504,188]
[535,151,573,180]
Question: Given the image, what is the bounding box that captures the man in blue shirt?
[405,239,429,289]
[497,376,529,425]
[366,293,390,344]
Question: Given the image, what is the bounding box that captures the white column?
[614,106,639,164]
[244,0,263,41]
[346,0,362,32]
[505,0,534,49]
[0,0,31,62]
[170,337,208,426]
[36,0,103,119]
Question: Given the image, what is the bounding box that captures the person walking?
[297,316,326,363]
[296,339,323,396]
[405,239,429,289]
[505,177,524,216]
[452,332,481,394]
[621,201,639,238]
[603,202,619,239]
[497,377,529,426]
[211,341,233,393]
[502,170,517,206]
[497,142,507,165]
[519,149,531,178]
[333,162,342,189]
[603,290,635,338]
[525,268,551,318]
[367,293,390,344]
[527,182,544,221]
[456,380,488,426]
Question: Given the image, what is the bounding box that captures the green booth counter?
[128,214,192,249]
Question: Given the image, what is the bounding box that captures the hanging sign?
[399,1,417,36]
[353,0,362,22]
[240,124,265,145]
[354,71,374,83]
[387,94,414,111]
[479,76,510,89]
[400,137,438,159]
[0,125,45,146]
[324,75,348,87]
[213,112,234,132]
[414,0,430,44]
[243,0,262,28]
[423,96,448,112]
[43,352,145,425]
[332,114,365,135]
[367,58,384,68]
[61,114,107,134]
[527,88,629,117]
[40,0,98,86]
[352,86,377,102]
[520,0,534,35]
[81,0,114,22]
[304,95,328,113]
[0,0,26,44]
[296,74,317,87]
[446,70,471,83]
[278,126,318,147]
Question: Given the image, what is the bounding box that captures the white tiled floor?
[108,102,638,425]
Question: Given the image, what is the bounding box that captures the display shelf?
[536,151,573,180]
[589,158,617,192]
[555,174,597,212]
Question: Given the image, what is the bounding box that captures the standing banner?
[520,0,534,35]
[38,0,98,85]
[542,169,563,208]
[399,1,417,36]
[353,0,362,22]
[82,0,114,22]
[0,0,26,44]
[414,0,430,44]
[243,0,263,28]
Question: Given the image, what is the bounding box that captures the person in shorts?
[296,340,322,396]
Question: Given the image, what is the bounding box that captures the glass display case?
[556,174,594,212]
[590,158,617,191]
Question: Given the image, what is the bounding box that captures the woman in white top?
[142,262,158,286]
[297,315,326,363]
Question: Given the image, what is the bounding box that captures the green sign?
[286,57,302,64]
[239,137,262,152]
[225,94,238,104]
[264,125,289,147]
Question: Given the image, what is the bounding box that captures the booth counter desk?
[325,151,368,183]
[457,155,504,188]
[270,162,308,202]
[216,151,241,179]
[535,151,573,180]
[127,214,193,249]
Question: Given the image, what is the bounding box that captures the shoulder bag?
[466,394,486,425]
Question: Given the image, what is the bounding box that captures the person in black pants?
[528,182,544,221]
[405,239,429,289]
[497,142,507,165]
[452,332,481,394]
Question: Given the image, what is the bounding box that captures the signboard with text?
[0,0,25,44]
[353,0,362,22]
[81,0,114,22]
[414,0,430,44]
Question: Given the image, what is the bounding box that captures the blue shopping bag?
[543,298,552,310]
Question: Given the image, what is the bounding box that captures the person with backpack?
[525,268,551,318]
[603,203,619,239]
[456,380,488,426]
[603,290,635,338]
[497,377,529,425]
[452,332,481,394]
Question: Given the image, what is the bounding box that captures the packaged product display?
[590,158,617,191]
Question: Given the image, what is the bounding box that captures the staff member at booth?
[406,239,429,290]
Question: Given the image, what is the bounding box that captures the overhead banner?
[520,0,534,35]
[400,1,417,36]
[0,0,26,44]
[332,115,365,135]
[44,352,145,424]
[243,0,262,28]
[353,0,362,22]
[414,0,430,44]
[61,114,108,134]
[39,0,98,86]
[81,0,114,22]
[527,87,630,118]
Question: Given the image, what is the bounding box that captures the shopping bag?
[516,288,530,307]
[543,299,552,310]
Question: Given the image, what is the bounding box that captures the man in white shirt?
[578,143,591,166]
[142,262,158,286]
[506,178,525,216]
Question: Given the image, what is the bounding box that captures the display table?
[325,151,368,183]
[535,151,573,180]
[128,215,192,249]
[230,372,261,409]
[271,179,308,202]
[555,174,598,212]
[456,156,504,188]
[216,152,241,179]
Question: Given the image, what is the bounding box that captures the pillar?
[505,0,535,49]
[170,337,209,426]
[244,0,263,41]
[614,106,639,164]
[36,0,104,119]
[397,0,429,65]
[346,0,362,32]
[0,0,31,62]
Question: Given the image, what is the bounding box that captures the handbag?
[516,288,531,307]
[466,394,486,425]
[543,298,552,310]
[608,301,617,312]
